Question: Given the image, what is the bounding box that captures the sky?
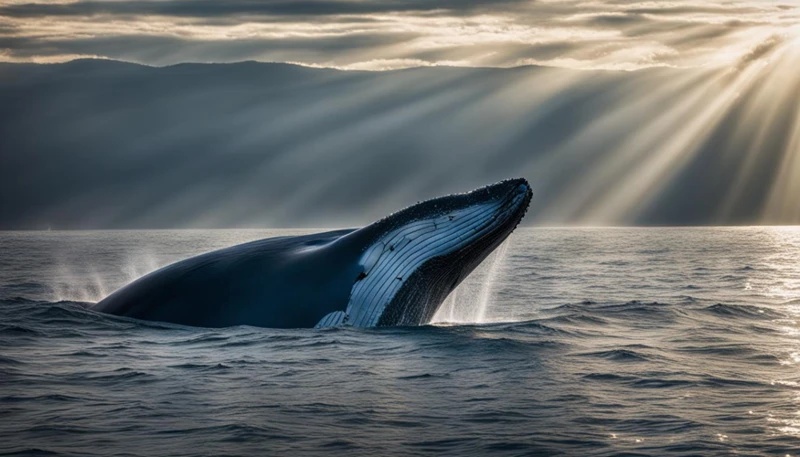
[1,1,799,228]
[1,0,798,70]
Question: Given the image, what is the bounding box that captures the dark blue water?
[2,228,800,456]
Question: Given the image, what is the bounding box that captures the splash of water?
[439,286,459,322]
[475,240,510,323]
[432,239,510,324]
[52,252,163,303]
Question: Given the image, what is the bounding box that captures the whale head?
[331,178,532,328]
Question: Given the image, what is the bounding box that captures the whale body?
[92,179,532,328]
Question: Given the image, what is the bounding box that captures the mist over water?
[3,228,800,455]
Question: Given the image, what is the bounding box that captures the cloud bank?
[1,0,798,70]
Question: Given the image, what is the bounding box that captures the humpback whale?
[93,179,532,328]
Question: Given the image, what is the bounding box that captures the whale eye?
[356,272,367,281]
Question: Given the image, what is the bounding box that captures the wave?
[701,303,781,319]
[0,297,784,346]
[0,449,60,456]
[575,348,652,362]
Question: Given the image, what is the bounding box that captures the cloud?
[294,58,473,71]
[737,34,785,68]
[0,1,798,69]
[0,0,530,18]
[0,31,418,66]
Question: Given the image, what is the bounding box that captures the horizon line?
[3,225,800,232]
[0,57,707,74]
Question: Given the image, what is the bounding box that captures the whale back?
[93,229,364,328]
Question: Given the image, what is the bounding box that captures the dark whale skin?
[93,229,364,328]
[93,179,532,328]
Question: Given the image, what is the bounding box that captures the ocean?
[1,227,799,456]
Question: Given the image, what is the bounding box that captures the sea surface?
[2,227,800,456]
